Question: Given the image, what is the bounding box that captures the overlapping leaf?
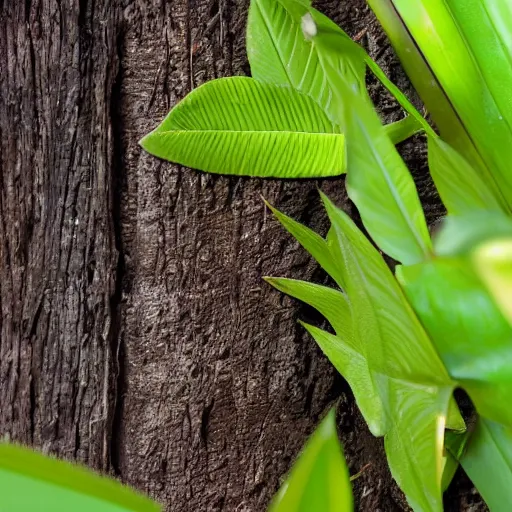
[247,0,430,139]
[450,418,512,512]
[367,0,484,163]
[401,218,512,507]
[428,137,507,215]
[247,0,366,126]
[250,0,433,264]
[0,443,160,512]
[266,195,464,511]
[383,0,512,210]
[338,80,432,265]
[398,259,512,427]
[140,77,344,178]
[270,409,353,512]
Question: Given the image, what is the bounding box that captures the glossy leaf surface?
[398,260,512,427]
[388,0,512,210]
[140,77,344,178]
[339,82,432,264]
[270,409,353,512]
[367,0,489,173]
[428,137,506,215]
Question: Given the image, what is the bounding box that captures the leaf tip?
[138,132,152,152]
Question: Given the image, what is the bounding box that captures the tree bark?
[0,1,483,511]
[1,0,119,468]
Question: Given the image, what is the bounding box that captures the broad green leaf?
[367,0,488,168]
[140,77,344,178]
[428,137,506,215]
[434,212,512,257]
[473,239,512,325]
[398,259,512,426]
[247,0,366,126]
[320,193,443,382]
[389,0,512,211]
[269,409,353,512]
[266,202,345,289]
[384,380,452,512]
[264,278,351,340]
[338,80,432,265]
[456,418,512,512]
[0,443,160,512]
[320,192,457,511]
[302,323,386,437]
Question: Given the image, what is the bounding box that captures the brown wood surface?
[0,1,485,510]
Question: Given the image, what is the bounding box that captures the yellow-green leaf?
[140,77,344,178]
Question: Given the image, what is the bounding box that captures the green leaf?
[0,443,160,512]
[247,0,366,126]
[384,116,423,145]
[387,0,512,211]
[265,202,345,289]
[319,192,458,510]
[428,136,506,215]
[338,80,432,265]
[269,409,353,512]
[398,259,512,427]
[140,77,344,178]
[367,0,487,168]
[456,418,512,512]
[434,212,512,257]
[263,278,351,340]
[320,193,442,382]
[383,381,452,512]
[248,0,433,138]
[301,323,386,437]
[473,238,512,325]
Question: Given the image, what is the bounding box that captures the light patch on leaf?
[301,13,317,40]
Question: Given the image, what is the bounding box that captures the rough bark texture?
[0,0,484,511]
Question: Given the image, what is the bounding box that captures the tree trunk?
[0,1,482,511]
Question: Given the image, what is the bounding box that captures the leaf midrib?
[151,129,343,136]
[353,113,431,258]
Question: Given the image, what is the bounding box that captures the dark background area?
[0,0,485,510]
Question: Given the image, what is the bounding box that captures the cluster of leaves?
[136,0,512,511]
[3,1,511,511]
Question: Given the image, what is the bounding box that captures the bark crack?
[108,22,127,478]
